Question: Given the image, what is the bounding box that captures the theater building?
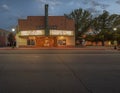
[16,4,75,48]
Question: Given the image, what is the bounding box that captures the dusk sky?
[0,0,120,30]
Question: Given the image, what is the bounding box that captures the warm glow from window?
[59,36,64,39]
[20,30,45,36]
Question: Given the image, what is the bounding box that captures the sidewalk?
[0,46,116,50]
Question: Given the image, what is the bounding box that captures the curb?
[0,47,112,50]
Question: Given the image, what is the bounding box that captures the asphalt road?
[0,48,119,54]
[0,49,120,93]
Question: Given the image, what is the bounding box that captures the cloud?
[35,0,62,15]
[68,1,74,6]
[116,0,120,4]
[86,7,101,14]
[0,4,10,12]
[82,1,89,4]
[67,1,81,7]
[88,1,109,12]
[81,0,101,7]
[100,4,110,9]
[91,0,101,7]
[91,0,109,9]
[36,0,61,6]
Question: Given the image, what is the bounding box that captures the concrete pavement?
[0,46,116,50]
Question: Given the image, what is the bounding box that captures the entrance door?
[57,39,66,46]
[35,37,44,47]
[44,39,49,47]
[35,37,56,47]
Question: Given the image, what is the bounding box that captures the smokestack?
[45,4,49,36]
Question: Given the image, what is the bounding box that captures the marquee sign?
[20,30,45,36]
[20,30,74,36]
[50,30,74,36]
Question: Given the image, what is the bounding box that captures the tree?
[7,32,15,47]
[65,8,120,46]
[65,8,92,44]
[92,10,119,46]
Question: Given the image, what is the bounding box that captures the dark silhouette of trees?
[7,32,16,47]
[65,8,92,45]
[66,8,120,46]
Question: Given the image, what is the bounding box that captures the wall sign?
[20,30,45,36]
[50,30,74,36]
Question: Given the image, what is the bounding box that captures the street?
[0,49,120,93]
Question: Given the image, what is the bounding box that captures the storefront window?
[27,39,35,45]
[62,40,66,45]
[57,39,66,46]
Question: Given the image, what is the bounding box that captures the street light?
[113,27,117,49]
[12,28,15,32]
[113,27,117,40]
[11,28,16,48]
[113,27,117,31]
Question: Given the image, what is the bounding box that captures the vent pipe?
[45,4,49,36]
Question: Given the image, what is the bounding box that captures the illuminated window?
[27,39,35,45]
[57,39,66,46]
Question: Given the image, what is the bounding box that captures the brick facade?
[18,16,75,31]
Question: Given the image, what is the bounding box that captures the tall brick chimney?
[45,4,49,36]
